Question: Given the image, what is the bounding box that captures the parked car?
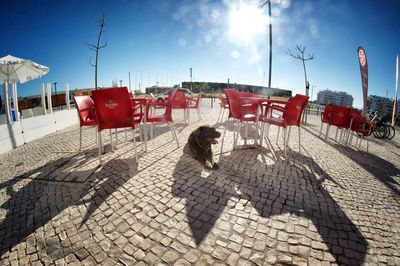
[156,88,192,101]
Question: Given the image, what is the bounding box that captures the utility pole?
[190,67,193,91]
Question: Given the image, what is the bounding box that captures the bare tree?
[88,14,107,90]
[287,45,314,96]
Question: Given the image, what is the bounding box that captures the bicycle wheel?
[387,125,396,139]
[373,125,386,138]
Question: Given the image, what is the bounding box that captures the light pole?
[260,0,273,88]
[119,80,123,87]
[190,67,193,91]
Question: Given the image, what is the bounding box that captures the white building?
[368,95,399,118]
[316,90,353,107]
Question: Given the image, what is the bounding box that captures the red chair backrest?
[282,94,309,126]
[73,95,96,127]
[321,105,334,123]
[329,105,351,128]
[172,91,187,109]
[91,87,140,131]
[224,88,243,119]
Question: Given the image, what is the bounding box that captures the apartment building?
[316,90,353,107]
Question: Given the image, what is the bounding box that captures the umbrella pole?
[12,83,19,121]
[3,81,11,124]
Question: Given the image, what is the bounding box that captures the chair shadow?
[172,145,367,265]
[332,144,400,196]
[302,126,400,196]
[0,148,137,258]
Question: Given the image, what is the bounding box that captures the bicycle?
[371,113,396,139]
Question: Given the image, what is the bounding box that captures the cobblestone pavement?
[0,104,399,265]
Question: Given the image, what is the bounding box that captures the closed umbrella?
[0,54,49,124]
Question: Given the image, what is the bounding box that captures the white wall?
[0,110,79,155]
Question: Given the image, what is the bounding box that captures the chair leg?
[197,108,201,120]
[244,122,248,145]
[298,126,301,153]
[133,127,138,163]
[325,125,330,140]
[220,123,227,154]
[319,122,323,138]
[150,123,154,140]
[277,127,280,143]
[79,126,83,151]
[98,130,103,165]
[283,127,287,157]
[169,122,179,147]
[110,129,114,152]
[259,122,265,146]
[217,107,222,122]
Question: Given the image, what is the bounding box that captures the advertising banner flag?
[392,55,399,126]
[357,47,368,115]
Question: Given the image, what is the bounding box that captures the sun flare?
[228,3,268,43]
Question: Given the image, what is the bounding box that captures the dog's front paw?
[205,161,213,169]
[212,163,219,170]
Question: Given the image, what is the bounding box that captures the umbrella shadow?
[172,145,367,265]
[0,148,137,258]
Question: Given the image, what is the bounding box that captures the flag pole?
[392,55,399,126]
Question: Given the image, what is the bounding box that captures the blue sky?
[1,0,399,108]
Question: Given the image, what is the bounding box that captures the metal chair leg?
[133,127,138,163]
[79,127,82,151]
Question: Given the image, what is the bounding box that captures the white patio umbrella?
[0,54,49,124]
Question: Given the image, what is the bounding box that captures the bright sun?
[228,2,268,43]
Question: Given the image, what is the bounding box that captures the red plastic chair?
[146,89,179,147]
[172,91,189,123]
[319,105,334,139]
[223,88,259,148]
[326,105,352,142]
[260,94,309,156]
[217,93,230,122]
[91,87,143,164]
[348,110,376,151]
[73,95,97,151]
[188,92,202,121]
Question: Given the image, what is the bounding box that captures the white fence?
[0,109,78,155]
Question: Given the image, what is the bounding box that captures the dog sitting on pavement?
[187,125,221,170]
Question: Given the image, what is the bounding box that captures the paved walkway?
[0,105,399,265]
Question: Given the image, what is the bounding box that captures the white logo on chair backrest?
[106,99,118,109]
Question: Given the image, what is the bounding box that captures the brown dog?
[188,125,221,170]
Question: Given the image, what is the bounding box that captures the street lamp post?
[260,0,273,89]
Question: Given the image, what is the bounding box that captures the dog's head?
[194,125,221,145]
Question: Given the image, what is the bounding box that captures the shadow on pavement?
[0,148,137,258]
[172,145,368,265]
[333,144,400,196]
